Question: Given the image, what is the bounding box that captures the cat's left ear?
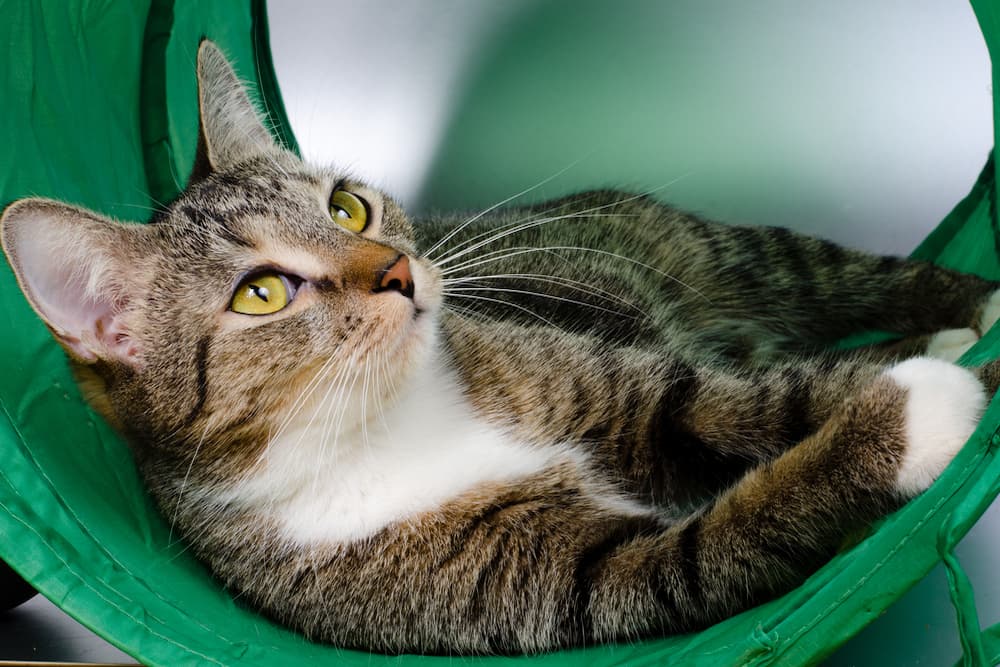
[1,199,145,367]
[190,40,281,183]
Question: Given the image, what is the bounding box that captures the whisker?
[430,175,693,269]
[442,272,646,315]
[423,159,585,260]
[443,293,567,330]
[360,355,372,455]
[444,245,709,302]
[443,285,637,319]
[167,422,211,547]
[370,350,391,435]
[267,354,342,450]
[310,358,360,498]
[434,211,632,269]
[275,357,353,468]
[426,198,570,263]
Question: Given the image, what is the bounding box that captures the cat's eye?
[329,190,369,233]
[230,272,296,316]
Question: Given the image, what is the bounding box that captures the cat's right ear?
[1,199,144,367]
[190,40,281,183]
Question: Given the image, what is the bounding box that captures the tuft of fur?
[2,41,998,654]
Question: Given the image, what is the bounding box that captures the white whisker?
[423,159,585,260]
[431,183,689,269]
[442,272,646,316]
[444,245,709,302]
[434,211,631,269]
[443,285,636,319]
[167,421,211,547]
[443,293,566,329]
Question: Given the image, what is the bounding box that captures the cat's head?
[1,42,442,474]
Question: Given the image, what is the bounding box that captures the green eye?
[230,272,291,315]
[330,190,368,233]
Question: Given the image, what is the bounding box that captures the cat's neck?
[203,332,565,545]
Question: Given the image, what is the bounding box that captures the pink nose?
[374,254,414,299]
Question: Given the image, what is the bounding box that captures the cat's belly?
[216,359,575,545]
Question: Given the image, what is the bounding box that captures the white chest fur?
[221,354,563,545]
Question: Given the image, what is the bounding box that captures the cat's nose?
[373,254,414,300]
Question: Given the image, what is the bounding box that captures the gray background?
[1,1,995,664]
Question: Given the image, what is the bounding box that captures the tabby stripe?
[178,336,211,430]
[641,361,700,500]
[581,422,612,445]
[728,227,768,295]
[778,368,812,446]
[466,538,510,622]
[875,255,900,276]
[771,227,817,303]
[435,498,530,570]
[676,517,703,603]
[179,204,253,248]
[569,382,592,434]
[648,361,699,451]
[689,221,728,276]
[569,518,660,639]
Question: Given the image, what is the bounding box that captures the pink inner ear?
[38,282,137,365]
[8,214,140,366]
[94,305,140,361]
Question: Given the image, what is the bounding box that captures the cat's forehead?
[178,158,334,218]
[156,159,393,250]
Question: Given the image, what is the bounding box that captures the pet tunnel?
[2,1,1000,664]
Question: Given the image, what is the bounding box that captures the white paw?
[979,289,1000,334]
[925,328,979,362]
[887,358,985,496]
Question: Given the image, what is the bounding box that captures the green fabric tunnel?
[2,1,1000,665]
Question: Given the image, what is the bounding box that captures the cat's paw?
[978,289,1000,335]
[925,328,979,362]
[887,358,985,496]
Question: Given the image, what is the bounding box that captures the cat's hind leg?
[922,290,1000,361]
[855,292,1000,363]
[654,217,1000,357]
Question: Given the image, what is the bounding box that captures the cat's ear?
[1,199,144,367]
[190,40,280,182]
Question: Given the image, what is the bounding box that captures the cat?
[2,40,1000,655]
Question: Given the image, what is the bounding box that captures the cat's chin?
[377,259,441,361]
[367,292,439,374]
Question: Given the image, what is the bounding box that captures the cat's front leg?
[865,290,1000,363]
[589,349,995,509]
[578,350,890,506]
[582,357,987,639]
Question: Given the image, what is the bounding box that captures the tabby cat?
[3,41,999,655]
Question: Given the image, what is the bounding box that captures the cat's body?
[3,42,1000,654]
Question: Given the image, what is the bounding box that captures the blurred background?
[269,0,992,256]
[269,1,997,664]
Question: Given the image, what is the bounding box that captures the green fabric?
[0,1,999,665]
